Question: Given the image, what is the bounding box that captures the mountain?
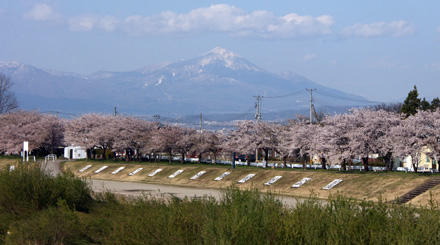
[0,48,373,119]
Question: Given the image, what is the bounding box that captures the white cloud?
[302,53,317,61]
[69,4,333,38]
[68,15,119,32]
[342,20,415,38]
[23,3,62,23]
[424,62,440,71]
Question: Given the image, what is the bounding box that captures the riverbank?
[63,159,440,206]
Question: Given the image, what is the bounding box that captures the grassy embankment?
[63,158,440,206]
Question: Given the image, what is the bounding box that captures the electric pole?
[254,95,263,120]
[306,89,316,124]
[114,106,117,116]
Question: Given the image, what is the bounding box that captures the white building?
[64,145,87,160]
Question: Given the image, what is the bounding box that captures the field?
[64,159,440,206]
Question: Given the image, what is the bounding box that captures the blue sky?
[1,1,440,102]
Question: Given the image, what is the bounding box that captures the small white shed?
[64,146,87,160]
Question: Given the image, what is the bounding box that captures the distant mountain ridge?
[0,48,373,118]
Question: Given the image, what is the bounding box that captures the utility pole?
[114,106,117,116]
[254,95,263,120]
[306,89,316,124]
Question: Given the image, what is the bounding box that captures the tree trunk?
[413,163,418,173]
[321,157,327,170]
[102,147,107,160]
[385,158,392,172]
[246,157,250,166]
[283,156,287,168]
[181,153,185,164]
[168,150,172,164]
[264,149,269,168]
[437,157,439,172]
[198,153,202,164]
[214,153,217,165]
[362,156,369,171]
[342,159,346,171]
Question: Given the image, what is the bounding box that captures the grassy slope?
[0,156,21,169]
[62,160,440,205]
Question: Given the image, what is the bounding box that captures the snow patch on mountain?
[88,71,114,79]
[0,61,22,68]
[155,75,165,86]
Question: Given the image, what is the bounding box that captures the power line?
[264,90,307,99]
[40,111,77,116]
[314,90,386,104]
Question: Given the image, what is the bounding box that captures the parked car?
[235,154,256,162]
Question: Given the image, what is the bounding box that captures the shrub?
[5,200,88,244]
[0,162,94,243]
[0,163,93,215]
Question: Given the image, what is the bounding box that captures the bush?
[0,163,93,215]
[0,163,94,243]
[6,200,89,244]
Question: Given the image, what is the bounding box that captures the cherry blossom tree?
[111,116,152,161]
[308,123,331,170]
[374,110,401,171]
[426,109,440,170]
[207,130,225,164]
[33,114,65,154]
[191,130,221,164]
[65,113,116,160]
[324,113,355,171]
[346,108,396,171]
[275,124,295,167]
[254,121,282,168]
[391,110,433,172]
[152,124,184,164]
[223,120,258,165]
[289,121,314,169]
[173,127,197,164]
[0,111,64,154]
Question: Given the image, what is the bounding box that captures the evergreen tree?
[431,97,440,111]
[420,97,431,111]
[401,85,421,117]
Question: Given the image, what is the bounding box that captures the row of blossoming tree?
[1,108,440,172]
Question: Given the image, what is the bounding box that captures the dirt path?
[42,159,63,176]
[90,179,311,207]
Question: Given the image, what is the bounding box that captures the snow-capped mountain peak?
[205,47,237,59]
[0,61,24,68]
[198,47,260,71]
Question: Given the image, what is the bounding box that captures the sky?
[1,1,440,102]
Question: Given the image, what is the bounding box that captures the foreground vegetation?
[2,163,440,244]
